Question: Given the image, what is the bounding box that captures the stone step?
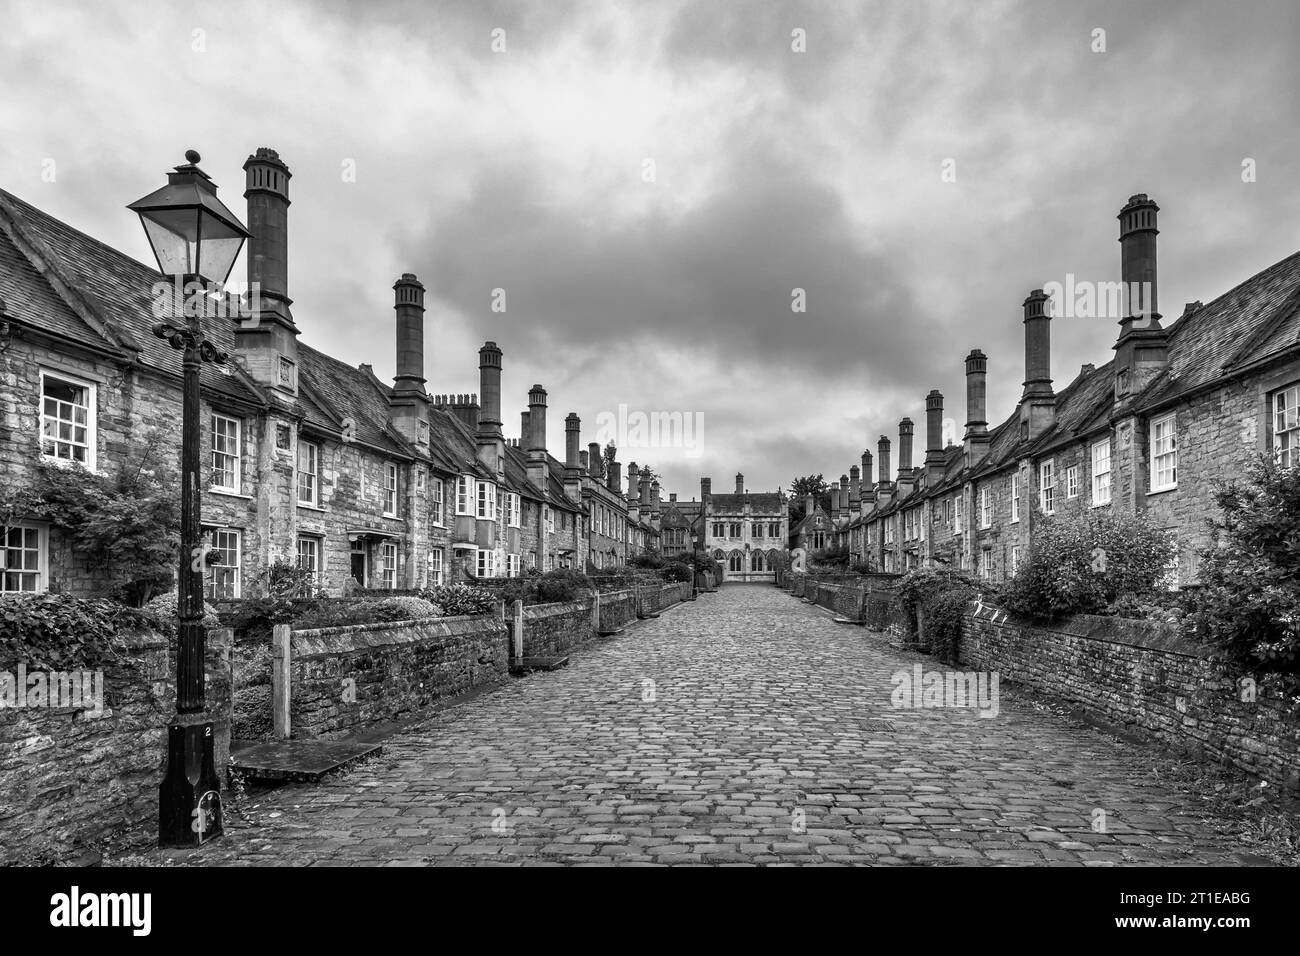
[230,739,382,783]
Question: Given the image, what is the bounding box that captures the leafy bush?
[2,439,181,606]
[425,583,498,616]
[661,562,693,583]
[1001,509,1175,621]
[254,558,322,599]
[369,596,442,620]
[0,594,156,669]
[1182,456,1300,691]
[498,569,594,606]
[897,566,986,663]
[809,546,850,569]
[143,592,222,636]
[627,552,666,570]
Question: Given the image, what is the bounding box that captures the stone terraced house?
[0,147,662,599]
[822,193,1300,584]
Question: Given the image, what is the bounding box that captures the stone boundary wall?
[521,600,595,660]
[289,614,509,740]
[0,629,232,865]
[960,611,1300,790]
[783,572,907,634]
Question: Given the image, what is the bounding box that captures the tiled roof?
[1138,251,1300,409]
[0,188,262,406]
[707,492,784,514]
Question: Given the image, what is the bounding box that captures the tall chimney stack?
[392,274,426,397]
[735,473,744,494]
[897,419,914,481]
[580,450,589,472]
[965,349,991,465]
[876,435,893,505]
[627,462,640,499]
[849,465,861,510]
[1020,291,1056,440]
[701,477,711,501]
[389,273,429,446]
[235,148,298,394]
[1114,193,1168,404]
[639,473,652,507]
[925,389,945,481]
[520,409,530,443]
[607,455,621,494]
[588,442,602,478]
[478,342,503,437]
[526,385,548,492]
[861,450,875,508]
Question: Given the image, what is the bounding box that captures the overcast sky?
[3,0,1297,498]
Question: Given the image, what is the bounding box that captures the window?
[297,440,319,506]
[728,551,743,572]
[978,487,991,529]
[884,521,894,545]
[477,481,496,520]
[1010,545,1022,575]
[206,528,241,599]
[1091,440,1111,505]
[384,464,399,516]
[751,551,766,572]
[1039,460,1055,514]
[770,522,780,537]
[40,371,95,467]
[1,523,46,593]
[548,553,556,570]
[431,478,445,525]
[1150,414,1177,491]
[713,522,724,537]
[954,494,963,534]
[813,531,826,549]
[495,487,504,525]
[456,475,473,515]
[1274,384,1299,467]
[1065,464,1080,499]
[211,414,241,492]
[980,548,994,579]
[428,547,444,587]
[297,536,321,587]
[1010,473,1020,523]
[944,498,953,525]
[528,550,537,570]
[506,553,520,577]
[754,523,764,539]
[380,542,397,589]
[477,549,496,578]
[729,522,741,538]
[504,492,520,528]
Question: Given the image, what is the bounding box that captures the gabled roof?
[0,188,263,406]
[708,492,784,513]
[296,344,410,457]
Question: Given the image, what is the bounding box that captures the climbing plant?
[2,434,180,606]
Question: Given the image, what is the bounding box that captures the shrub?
[1001,509,1175,621]
[425,583,498,616]
[369,596,443,620]
[628,552,666,570]
[0,594,155,670]
[897,566,986,663]
[143,592,222,636]
[662,562,693,583]
[1182,456,1300,692]
[497,569,594,606]
[809,546,850,569]
[254,558,322,599]
[2,439,181,606]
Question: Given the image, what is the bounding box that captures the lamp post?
[128,150,251,847]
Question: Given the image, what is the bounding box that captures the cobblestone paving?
[172,586,1260,866]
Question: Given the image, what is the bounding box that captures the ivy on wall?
[2,434,180,606]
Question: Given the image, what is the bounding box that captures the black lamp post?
[128,150,250,847]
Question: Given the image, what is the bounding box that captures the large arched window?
[728,551,744,572]
[751,551,766,572]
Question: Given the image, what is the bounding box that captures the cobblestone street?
[171,585,1258,867]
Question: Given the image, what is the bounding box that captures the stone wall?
[520,600,596,659]
[597,589,637,631]
[959,611,1300,790]
[288,614,509,740]
[0,628,232,864]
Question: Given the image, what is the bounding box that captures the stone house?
[701,473,787,582]
[820,193,1300,585]
[0,147,650,599]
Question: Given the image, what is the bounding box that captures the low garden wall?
[784,571,907,633]
[959,611,1300,790]
[288,613,510,740]
[0,628,232,865]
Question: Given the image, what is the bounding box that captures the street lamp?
[128,150,250,847]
